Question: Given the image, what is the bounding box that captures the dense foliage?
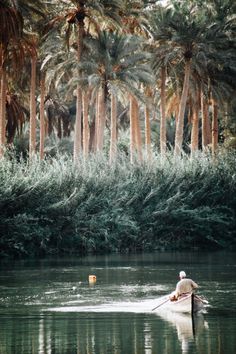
[0,0,236,258]
[0,0,236,159]
[0,152,235,257]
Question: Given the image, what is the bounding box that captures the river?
[0,251,235,353]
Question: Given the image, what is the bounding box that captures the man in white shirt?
[170,271,198,301]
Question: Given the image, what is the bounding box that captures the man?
[170,271,198,301]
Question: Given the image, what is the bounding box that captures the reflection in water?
[157,311,207,353]
[39,319,44,353]
[0,308,209,354]
[178,315,195,353]
[39,317,53,354]
[144,322,152,354]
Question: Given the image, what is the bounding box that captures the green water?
[0,251,235,354]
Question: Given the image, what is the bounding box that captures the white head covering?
[179,271,186,278]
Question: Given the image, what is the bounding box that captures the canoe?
[154,293,205,314]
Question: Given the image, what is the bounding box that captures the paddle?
[194,294,209,304]
[152,297,170,311]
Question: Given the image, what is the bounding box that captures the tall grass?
[0,150,235,257]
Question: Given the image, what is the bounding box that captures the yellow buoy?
[88,275,97,283]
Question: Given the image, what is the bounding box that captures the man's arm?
[191,280,198,290]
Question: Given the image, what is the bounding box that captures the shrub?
[0,150,235,257]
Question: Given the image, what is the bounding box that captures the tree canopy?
[0,0,235,160]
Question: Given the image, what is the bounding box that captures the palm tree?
[84,30,153,162]
[40,28,93,157]
[183,0,236,156]
[206,0,236,154]
[0,0,23,156]
[149,2,217,156]
[148,6,183,157]
[28,38,38,157]
[169,5,208,156]
[7,32,39,156]
[22,5,46,158]
[46,0,123,162]
[0,0,46,157]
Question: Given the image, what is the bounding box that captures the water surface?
[0,251,235,353]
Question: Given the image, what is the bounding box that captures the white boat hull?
[155,294,205,313]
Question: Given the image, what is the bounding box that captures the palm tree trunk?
[134,97,142,162]
[82,89,89,158]
[29,55,37,158]
[174,60,191,156]
[206,103,211,146]
[0,68,7,157]
[223,102,229,140]
[129,95,136,164]
[160,66,166,157]
[145,105,151,161]
[96,88,101,152]
[109,92,117,164]
[201,95,207,149]
[97,85,106,151]
[190,104,199,155]
[74,86,82,161]
[39,71,46,160]
[212,100,218,156]
[201,89,211,150]
[94,90,99,151]
[74,21,84,163]
[89,118,96,152]
[100,86,106,151]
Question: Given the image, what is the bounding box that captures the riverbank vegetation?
[0,0,235,257]
[0,151,235,257]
